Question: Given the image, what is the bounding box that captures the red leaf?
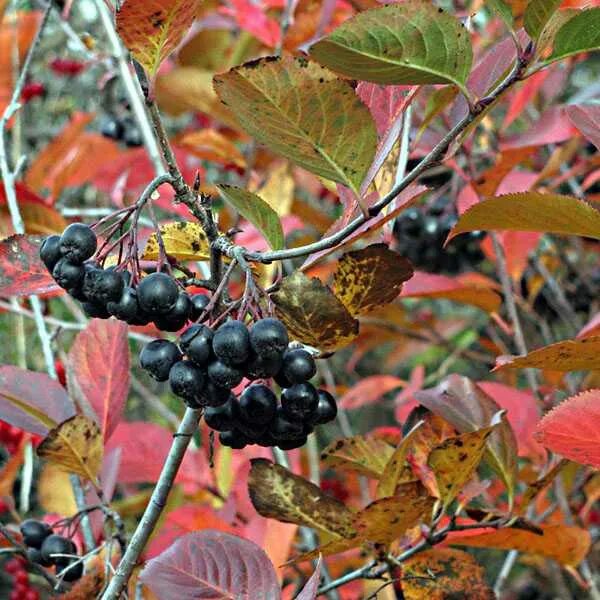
[296,557,321,600]
[566,104,600,150]
[220,0,281,47]
[0,235,60,297]
[578,312,600,339]
[503,71,549,128]
[0,366,75,435]
[139,530,280,599]
[0,182,50,208]
[534,389,600,469]
[67,319,130,441]
[356,83,412,137]
[339,375,406,409]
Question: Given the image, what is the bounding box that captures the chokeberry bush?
[0,0,599,598]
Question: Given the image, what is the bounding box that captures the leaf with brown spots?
[320,435,395,478]
[142,221,210,262]
[495,336,600,372]
[451,524,591,567]
[37,415,103,484]
[271,271,359,352]
[117,0,204,78]
[428,417,501,509]
[376,421,424,499]
[402,548,495,600]
[355,481,434,544]
[248,459,357,540]
[333,244,413,317]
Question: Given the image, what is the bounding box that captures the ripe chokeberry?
[239,384,277,425]
[82,267,124,304]
[190,293,210,321]
[219,429,248,449]
[281,349,316,384]
[40,534,76,564]
[137,272,179,316]
[39,235,62,272]
[249,318,288,358]
[204,397,238,431]
[281,383,319,420]
[169,360,205,406]
[271,407,304,440]
[20,519,52,549]
[180,324,213,366]
[212,320,250,365]
[140,340,182,382]
[207,359,244,389]
[201,380,231,407]
[52,259,84,289]
[245,352,282,380]
[308,389,338,425]
[277,436,307,450]
[81,301,110,319]
[56,557,84,581]
[234,417,267,441]
[27,546,51,567]
[100,117,124,140]
[59,223,97,264]
[107,287,140,322]
[154,291,191,332]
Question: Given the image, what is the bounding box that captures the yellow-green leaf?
[547,8,600,64]
[333,243,413,317]
[213,55,377,196]
[117,0,204,77]
[271,271,359,352]
[142,221,210,262]
[524,0,561,40]
[448,192,600,242]
[310,2,473,94]
[320,435,395,478]
[37,415,103,484]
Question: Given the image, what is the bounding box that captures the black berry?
[219,429,248,449]
[20,519,52,549]
[190,293,210,321]
[122,118,143,147]
[140,339,182,382]
[200,380,231,407]
[169,360,205,406]
[277,436,307,450]
[212,320,250,365]
[207,359,244,389]
[246,352,282,380]
[27,546,52,567]
[274,370,293,389]
[59,223,97,264]
[308,389,338,425]
[154,291,191,332]
[281,349,316,384]
[249,318,288,358]
[281,383,319,420]
[101,117,124,140]
[107,287,140,322]
[137,272,179,316]
[239,384,277,425]
[82,267,124,304]
[271,407,304,440]
[52,258,84,289]
[39,235,62,272]
[81,301,110,319]
[180,324,213,366]
[40,534,76,564]
[56,557,84,582]
[204,396,239,431]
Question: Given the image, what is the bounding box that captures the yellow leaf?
[177,129,246,168]
[320,435,395,478]
[38,464,78,516]
[37,415,103,484]
[402,548,495,599]
[272,271,359,352]
[251,161,295,217]
[142,221,210,262]
[0,203,67,237]
[334,243,413,317]
[248,459,358,540]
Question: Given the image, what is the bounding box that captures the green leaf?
[547,8,600,63]
[216,185,284,250]
[309,2,473,95]
[524,0,561,40]
[488,0,514,29]
[213,55,377,196]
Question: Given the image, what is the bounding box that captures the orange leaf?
[320,435,395,478]
[534,389,600,469]
[177,129,246,167]
[117,0,204,77]
[450,524,591,567]
[339,375,406,409]
[0,202,66,236]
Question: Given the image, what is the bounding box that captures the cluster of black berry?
[100,115,143,147]
[393,197,485,274]
[140,317,338,450]
[19,520,82,582]
[40,224,210,332]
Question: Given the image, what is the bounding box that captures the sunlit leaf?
[524,0,561,39]
[214,55,377,196]
[37,415,103,484]
[38,464,77,516]
[177,129,246,167]
[546,8,600,64]
[271,271,359,352]
[142,221,210,261]
[310,3,473,94]
[320,435,395,478]
[334,243,413,317]
[0,202,66,237]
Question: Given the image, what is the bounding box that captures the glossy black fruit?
[212,320,250,365]
[52,258,84,289]
[190,293,210,321]
[281,349,316,384]
[308,389,338,425]
[122,118,143,147]
[180,324,213,366]
[271,407,304,440]
[27,546,52,566]
[82,267,124,304]
[40,534,76,564]
[281,383,319,420]
[81,301,110,319]
[169,360,205,406]
[274,370,293,389]
[207,359,244,389]
[137,272,179,316]
[234,417,267,440]
[56,557,84,582]
[20,519,52,549]
[277,436,307,450]
[140,339,182,382]
[246,352,282,380]
[59,223,97,264]
[204,396,239,431]
[249,318,288,358]
[200,380,231,407]
[40,235,62,271]
[239,384,277,425]
[100,117,124,140]
[219,429,248,449]
[107,287,139,322]
[154,291,191,332]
